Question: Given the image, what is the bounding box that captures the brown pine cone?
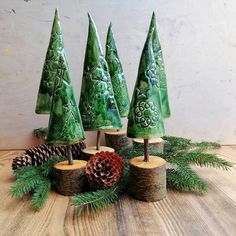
[12,142,86,170]
[85,151,124,190]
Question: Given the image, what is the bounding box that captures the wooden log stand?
[105,128,131,152]
[53,160,87,196]
[129,156,166,202]
[133,137,164,153]
[81,146,115,161]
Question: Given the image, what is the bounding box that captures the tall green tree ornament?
[79,14,121,132]
[150,12,171,118]
[35,8,64,114]
[105,23,130,117]
[127,27,166,202]
[47,53,85,148]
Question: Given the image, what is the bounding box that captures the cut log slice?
[105,129,131,151]
[133,137,164,153]
[129,156,166,202]
[53,160,87,196]
[81,146,115,161]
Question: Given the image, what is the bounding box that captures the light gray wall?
[1,0,236,149]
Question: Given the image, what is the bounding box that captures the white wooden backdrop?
[1,0,236,149]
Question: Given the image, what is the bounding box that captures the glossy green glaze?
[127,28,165,139]
[150,12,171,118]
[79,14,122,131]
[105,23,130,117]
[47,54,85,146]
[35,8,64,114]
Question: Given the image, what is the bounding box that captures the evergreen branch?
[167,165,208,193]
[174,152,232,170]
[13,166,36,178]
[31,178,51,210]
[11,169,42,198]
[40,155,66,177]
[191,141,220,153]
[71,185,120,213]
[33,127,48,139]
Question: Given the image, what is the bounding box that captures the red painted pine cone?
[85,151,124,190]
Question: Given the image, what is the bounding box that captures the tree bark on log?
[81,146,115,161]
[53,160,87,196]
[105,129,131,152]
[129,156,166,202]
[133,138,164,153]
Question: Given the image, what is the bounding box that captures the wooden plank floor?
[0,147,236,236]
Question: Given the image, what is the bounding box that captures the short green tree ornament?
[149,12,171,118]
[127,26,166,202]
[105,23,130,117]
[79,14,121,156]
[47,53,87,196]
[35,8,64,114]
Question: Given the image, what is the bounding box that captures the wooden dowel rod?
[67,145,73,165]
[96,131,101,151]
[144,138,149,162]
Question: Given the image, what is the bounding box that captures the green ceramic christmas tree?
[105,23,130,117]
[149,12,171,118]
[127,26,165,161]
[79,14,122,151]
[47,53,85,164]
[35,8,64,114]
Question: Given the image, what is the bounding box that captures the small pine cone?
[85,151,124,190]
[12,141,86,170]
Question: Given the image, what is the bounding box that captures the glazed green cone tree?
[105,23,130,117]
[35,8,64,114]
[149,12,171,118]
[79,14,122,133]
[47,54,85,149]
[127,28,165,143]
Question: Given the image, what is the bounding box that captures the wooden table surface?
[0,146,236,236]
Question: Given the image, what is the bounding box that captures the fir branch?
[191,141,220,153]
[33,127,48,139]
[13,165,36,178]
[31,178,51,210]
[11,169,41,198]
[71,185,120,213]
[40,155,66,177]
[167,165,208,193]
[174,152,232,170]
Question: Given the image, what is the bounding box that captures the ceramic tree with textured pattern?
[149,12,171,118]
[104,23,131,151]
[36,8,64,114]
[127,22,166,202]
[34,8,64,140]
[79,14,121,158]
[48,53,87,196]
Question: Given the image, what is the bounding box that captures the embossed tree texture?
[47,53,87,196]
[35,8,64,114]
[150,12,171,118]
[105,23,130,117]
[127,21,166,202]
[79,14,121,153]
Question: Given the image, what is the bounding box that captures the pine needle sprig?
[174,152,232,170]
[71,185,120,213]
[40,155,66,177]
[13,165,36,179]
[167,165,208,193]
[33,127,48,139]
[31,178,51,210]
[11,168,42,198]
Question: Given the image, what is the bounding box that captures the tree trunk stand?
[133,138,164,153]
[53,160,87,196]
[81,146,115,161]
[105,129,131,152]
[129,156,166,202]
